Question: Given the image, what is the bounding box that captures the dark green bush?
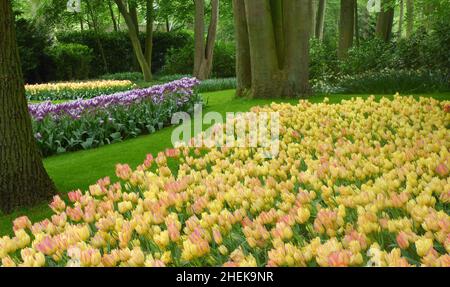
[338,69,450,94]
[15,17,53,84]
[47,43,93,81]
[56,31,192,77]
[161,41,236,78]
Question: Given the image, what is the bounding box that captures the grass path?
[1,90,449,235]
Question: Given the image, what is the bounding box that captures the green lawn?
[1,90,449,235]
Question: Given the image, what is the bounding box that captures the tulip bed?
[25,80,136,101]
[29,78,201,156]
[1,94,449,267]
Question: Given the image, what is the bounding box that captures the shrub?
[56,31,192,77]
[161,41,236,78]
[47,43,93,81]
[15,17,53,84]
[337,69,450,94]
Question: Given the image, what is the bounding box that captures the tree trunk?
[193,0,219,80]
[108,0,119,32]
[282,0,312,97]
[245,0,282,98]
[375,0,394,42]
[270,0,285,68]
[233,0,312,99]
[129,0,139,33]
[310,0,317,39]
[406,0,414,38]
[165,17,170,32]
[79,14,84,31]
[398,0,404,38]
[0,0,57,213]
[338,0,355,60]
[114,0,152,81]
[232,0,251,97]
[315,0,326,41]
[145,0,154,70]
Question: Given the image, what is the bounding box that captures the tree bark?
[338,0,355,60]
[375,0,394,42]
[193,0,219,80]
[406,0,414,38]
[233,0,312,99]
[114,0,152,81]
[232,0,252,97]
[315,0,326,41]
[145,0,154,70]
[108,0,119,32]
[245,0,282,98]
[282,0,312,97]
[129,0,139,33]
[310,0,317,39]
[0,0,57,213]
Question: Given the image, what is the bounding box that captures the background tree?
[0,0,57,213]
[375,0,395,42]
[113,0,152,81]
[193,0,219,80]
[315,0,327,41]
[405,0,414,38]
[234,0,312,99]
[338,0,355,59]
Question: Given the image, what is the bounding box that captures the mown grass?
[1,90,449,235]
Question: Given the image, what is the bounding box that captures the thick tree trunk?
[232,0,252,97]
[375,0,394,42]
[108,0,119,32]
[406,0,414,38]
[0,0,57,213]
[315,0,326,41]
[338,0,355,60]
[145,0,154,70]
[282,0,312,97]
[245,0,283,98]
[270,0,285,68]
[193,0,219,80]
[114,0,152,81]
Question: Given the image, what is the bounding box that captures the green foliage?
[162,41,236,78]
[47,43,93,81]
[338,69,450,94]
[56,31,192,77]
[14,16,53,84]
